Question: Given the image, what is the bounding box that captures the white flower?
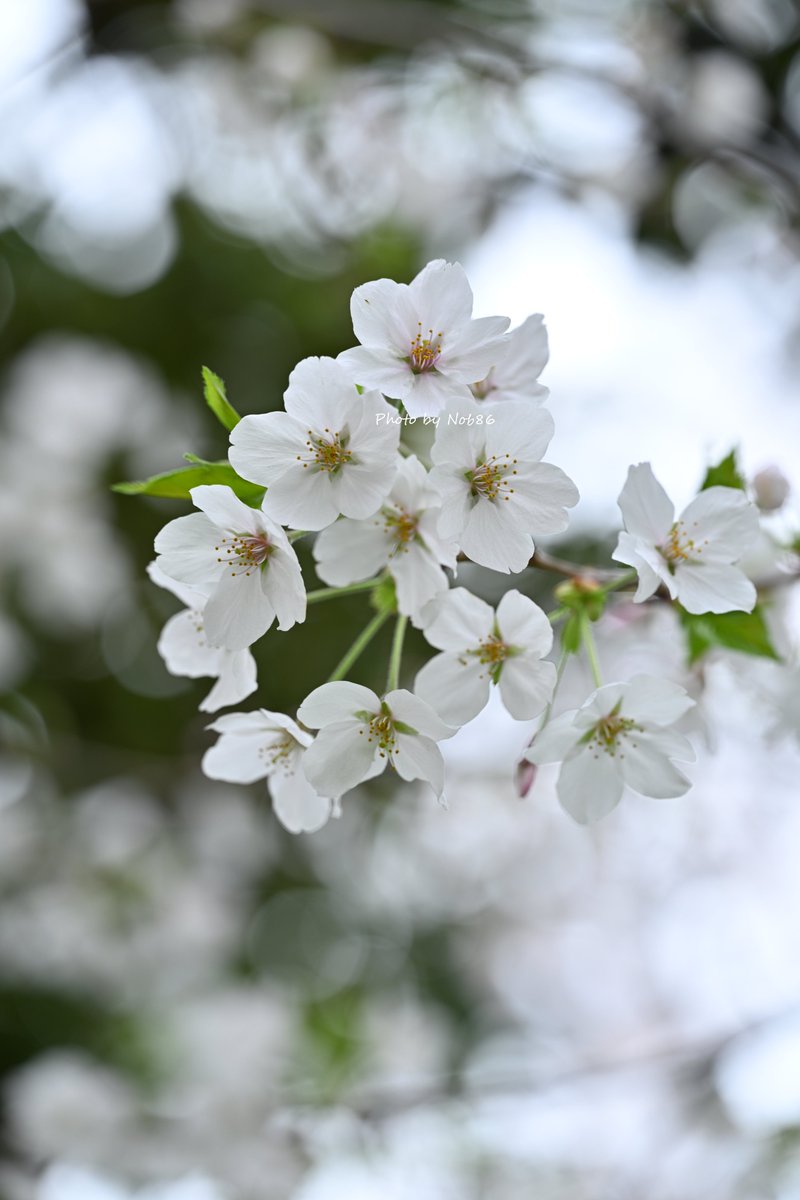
[526,675,696,823]
[312,455,458,625]
[429,398,579,573]
[612,463,759,614]
[297,682,453,800]
[415,588,556,725]
[154,484,306,651]
[146,562,257,712]
[337,259,510,418]
[471,313,549,403]
[202,709,333,834]
[228,356,400,531]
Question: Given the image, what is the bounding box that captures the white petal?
[146,560,205,609]
[204,569,275,650]
[496,589,553,655]
[260,467,341,531]
[414,651,491,727]
[525,711,580,764]
[679,486,760,562]
[154,512,221,589]
[460,499,533,574]
[269,763,333,833]
[618,735,692,798]
[330,459,399,521]
[202,730,276,783]
[302,722,382,795]
[498,657,557,720]
[402,372,469,419]
[386,689,454,741]
[674,562,756,614]
[190,485,259,534]
[157,609,218,678]
[557,750,624,824]
[510,463,580,529]
[298,681,380,728]
[350,278,417,352]
[421,586,494,650]
[390,545,449,626]
[283,356,361,426]
[337,346,414,399]
[485,403,554,463]
[228,413,302,488]
[617,463,675,543]
[200,649,258,713]
[393,733,445,798]
[612,531,667,602]
[261,545,306,631]
[409,260,474,332]
[314,518,389,587]
[623,675,695,725]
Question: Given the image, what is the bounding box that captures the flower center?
[259,734,297,774]
[409,323,443,374]
[215,531,273,576]
[659,520,707,569]
[383,506,419,549]
[299,427,353,474]
[465,453,518,503]
[473,634,510,666]
[359,710,399,759]
[585,711,639,758]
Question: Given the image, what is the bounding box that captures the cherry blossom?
[154,485,306,651]
[202,709,333,834]
[337,260,510,417]
[471,313,549,404]
[525,675,696,823]
[228,356,400,531]
[298,682,453,799]
[430,399,579,573]
[312,455,458,626]
[415,588,556,725]
[612,463,759,614]
[146,562,257,712]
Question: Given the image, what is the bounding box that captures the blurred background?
[2,0,800,1196]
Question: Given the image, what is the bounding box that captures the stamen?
[215,531,273,577]
[659,520,708,569]
[383,506,419,552]
[465,453,518,503]
[586,712,639,759]
[409,323,443,374]
[258,734,297,774]
[358,709,400,758]
[297,427,353,474]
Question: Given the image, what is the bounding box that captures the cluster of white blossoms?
[139,259,786,833]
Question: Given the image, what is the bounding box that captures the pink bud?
[515,758,537,798]
[752,465,790,512]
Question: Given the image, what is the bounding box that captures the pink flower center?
[215,531,273,576]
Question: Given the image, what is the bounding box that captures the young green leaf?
[677,605,779,665]
[700,449,745,492]
[202,366,241,432]
[112,460,264,504]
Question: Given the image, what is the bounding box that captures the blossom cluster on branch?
[121,260,794,833]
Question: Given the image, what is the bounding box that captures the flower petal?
[298,682,380,728]
[498,657,557,721]
[679,486,759,562]
[314,518,389,587]
[496,589,553,655]
[386,689,454,741]
[190,485,259,534]
[557,749,624,824]
[200,649,258,713]
[414,651,490,727]
[618,736,692,799]
[204,569,275,650]
[623,675,695,725]
[393,733,445,798]
[302,722,382,796]
[674,562,756,614]
[617,463,675,543]
[269,764,333,834]
[421,586,494,650]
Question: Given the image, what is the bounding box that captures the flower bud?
[752,465,790,512]
[515,758,537,798]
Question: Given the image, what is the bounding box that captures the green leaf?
[701,449,745,492]
[112,460,264,504]
[202,366,241,432]
[677,605,779,665]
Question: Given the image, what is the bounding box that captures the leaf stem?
[328,609,391,683]
[580,612,603,689]
[307,578,380,605]
[386,614,409,693]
